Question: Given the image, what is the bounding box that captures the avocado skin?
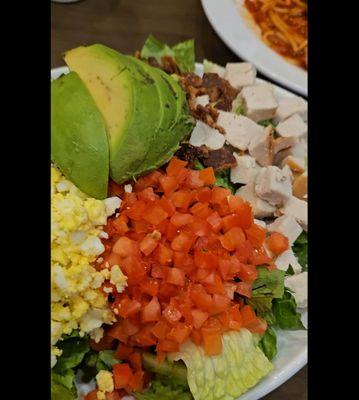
[51,71,109,199]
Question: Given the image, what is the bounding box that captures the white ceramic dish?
[200,0,307,97]
[51,64,307,400]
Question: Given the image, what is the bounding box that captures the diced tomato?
[108,180,124,197]
[229,198,253,229]
[104,252,123,268]
[236,281,252,298]
[219,227,246,251]
[159,175,178,196]
[157,339,179,353]
[141,296,161,323]
[137,187,158,202]
[128,369,144,391]
[211,187,231,204]
[157,196,176,216]
[186,170,205,189]
[131,325,157,347]
[151,319,171,340]
[240,305,258,326]
[115,344,134,360]
[105,391,121,400]
[249,248,273,265]
[139,233,160,256]
[171,232,194,253]
[206,211,223,232]
[170,212,194,227]
[158,283,179,300]
[266,232,289,255]
[191,329,203,345]
[89,334,115,352]
[196,187,212,203]
[222,214,243,232]
[143,205,169,226]
[199,167,216,185]
[113,363,133,389]
[235,240,254,263]
[135,171,163,191]
[153,244,174,265]
[212,294,231,314]
[151,264,165,279]
[166,267,186,287]
[246,317,267,334]
[245,224,266,248]
[190,285,213,311]
[202,331,222,356]
[173,252,195,273]
[191,309,209,329]
[126,200,147,221]
[237,264,258,283]
[171,190,192,209]
[175,168,190,186]
[112,237,138,258]
[167,323,192,344]
[190,202,212,218]
[129,352,142,372]
[84,389,99,400]
[194,249,217,269]
[112,214,129,235]
[228,305,243,330]
[165,222,178,241]
[163,302,183,324]
[189,219,212,237]
[166,157,188,176]
[122,319,140,336]
[139,278,160,297]
[117,297,141,319]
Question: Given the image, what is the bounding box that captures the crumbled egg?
[51,166,127,367]
[96,370,114,400]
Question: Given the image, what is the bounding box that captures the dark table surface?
[51,1,307,398]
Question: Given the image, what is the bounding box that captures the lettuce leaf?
[134,380,193,400]
[258,327,277,361]
[53,335,90,373]
[141,35,195,72]
[293,231,308,272]
[169,330,273,400]
[51,371,77,400]
[272,290,305,330]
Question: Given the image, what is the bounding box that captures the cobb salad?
[51,35,307,400]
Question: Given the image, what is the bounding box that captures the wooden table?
[51,1,307,399]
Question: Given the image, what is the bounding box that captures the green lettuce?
[51,379,76,400]
[141,35,195,72]
[257,119,277,128]
[272,290,305,330]
[258,327,277,361]
[203,59,222,74]
[293,231,308,272]
[168,330,273,400]
[81,349,122,383]
[135,380,193,400]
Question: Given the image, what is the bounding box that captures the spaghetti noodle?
[244,0,308,69]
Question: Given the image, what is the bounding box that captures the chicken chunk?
[280,196,308,231]
[275,248,302,274]
[224,62,256,90]
[230,153,261,184]
[248,125,274,166]
[240,84,278,122]
[189,120,225,150]
[255,166,292,206]
[276,113,307,138]
[236,182,276,218]
[275,97,307,122]
[285,272,308,308]
[268,215,302,244]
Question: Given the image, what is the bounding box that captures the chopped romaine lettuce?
[141,35,195,72]
[51,371,77,400]
[293,231,308,272]
[169,330,273,400]
[272,290,305,330]
[258,327,277,361]
[53,335,90,373]
[250,266,285,303]
[135,379,193,400]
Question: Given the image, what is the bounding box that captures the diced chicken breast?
[281,155,306,173]
[255,165,292,206]
[275,248,302,274]
[275,97,308,122]
[281,164,294,182]
[280,196,307,231]
[217,111,264,151]
[189,120,225,150]
[273,136,298,155]
[276,113,307,138]
[248,125,274,166]
[293,172,308,200]
[254,218,267,229]
[240,84,278,122]
[274,137,307,165]
[268,215,302,244]
[194,94,210,107]
[285,272,308,308]
[236,182,276,218]
[230,153,261,184]
[224,62,256,89]
[203,59,226,78]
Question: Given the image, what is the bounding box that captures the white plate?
[51,64,307,400]
[200,0,307,96]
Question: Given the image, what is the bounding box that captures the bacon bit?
[174,143,200,168]
[198,146,237,171]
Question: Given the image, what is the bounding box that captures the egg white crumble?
[51,166,126,367]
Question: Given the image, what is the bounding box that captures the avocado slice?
[64,44,161,183]
[51,71,109,199]
[125,56,178,175]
